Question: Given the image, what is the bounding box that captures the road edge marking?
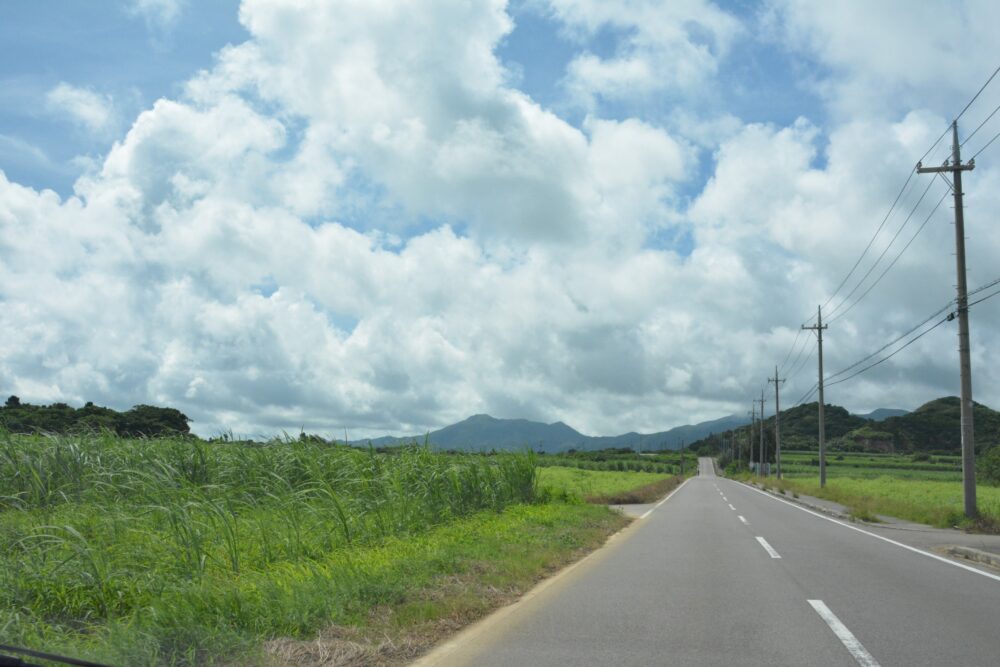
[734,481,1000,583]
[413,477,691,666]
[639,477,691,519]
[755,536,781,558]
[808,599,881,667]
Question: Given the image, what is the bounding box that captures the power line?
[827,187,950,324]
[961,101,1000,147]
[969,128,1000,161]
[778,327,804,375]
[826,298,955,382]
[817,171,917,318]
[955,63,1000,124]
[968,286,1000,309]
[824,178,937,321]
[825,316,949,389]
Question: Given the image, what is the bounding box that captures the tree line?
[1,396,190,437]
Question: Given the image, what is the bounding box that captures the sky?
[2,0,1000,439]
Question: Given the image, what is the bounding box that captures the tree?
[5,395,20,408]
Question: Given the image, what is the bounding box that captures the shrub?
[978,446,1000,486]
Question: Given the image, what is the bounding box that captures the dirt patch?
[585,474,684,505]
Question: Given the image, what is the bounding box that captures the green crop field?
[538,466,673,501]
[0,434,677,665]
[742,450,1000,529]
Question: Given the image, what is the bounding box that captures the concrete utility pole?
[758,391,766,478]
[768,366,785,479]
[747,405,755,471]
[917,120,977,518]
[802,306,829,487]
[680,440,685,475]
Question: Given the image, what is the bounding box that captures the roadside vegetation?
[727,451,1000,530]
[0,433,669,665]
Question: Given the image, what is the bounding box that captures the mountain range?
[355,405,911,453]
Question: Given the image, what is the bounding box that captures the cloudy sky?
[2,0,1000,439]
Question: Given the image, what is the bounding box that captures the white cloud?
[546,0,743,106]
[127,0,185,31]
[3,0,1000,440]
[45,83,116,134]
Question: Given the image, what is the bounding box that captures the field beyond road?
[0,434,686,666]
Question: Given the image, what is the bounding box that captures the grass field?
[538,467,669,500]
[743,450,1000,529]
[1,434,662,665]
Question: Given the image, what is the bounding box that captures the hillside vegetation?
[694,397,1000,455]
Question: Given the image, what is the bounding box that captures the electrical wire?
[825,316,950,388]
[968,286,1000,309]
[816,172,917,320]
[970,128,1000,161]
[825,298,955,382]
[778,328,804,375]
[961,101,1000,147]
[827,187,950,324]
[955,63,1000,124]
[824,178,937,321]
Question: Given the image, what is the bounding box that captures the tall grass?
[0,431,537,664]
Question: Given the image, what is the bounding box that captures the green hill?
[692,396,1000,455]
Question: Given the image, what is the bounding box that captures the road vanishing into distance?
[418,457,1000,666]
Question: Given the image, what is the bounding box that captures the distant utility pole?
[768,366,785,479]
[747,404,755,471]
[757,392,766,478]
[680,440,685,475]
[917,120,977,518]
[803,306,829,487]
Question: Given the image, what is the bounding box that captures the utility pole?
[917,120,977,518]
[680,440,685,475]
[802,306,829,487]
[747,404,755,472]
[768,366,785,479]
[757,392,766,478]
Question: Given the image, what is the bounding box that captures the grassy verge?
[743,474,1000,531]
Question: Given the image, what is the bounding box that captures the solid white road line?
[755,536,781,558]
[736,481,1000,583]
[728,503,736,510]
[639,479,690,519]
[808,600,881,667]
[738,515,748,524]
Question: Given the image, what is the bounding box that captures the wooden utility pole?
[917,121,977,518]
[803,306,829,487]
[758,391,766,478]
[769,366,785,479]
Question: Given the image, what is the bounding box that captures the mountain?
[689,397,1000,454]
[853,408,909,421]
[353,413,751,453]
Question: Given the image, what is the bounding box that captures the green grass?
[537,466,672,501]
[0,432,637,665]
[750,474,1000,529]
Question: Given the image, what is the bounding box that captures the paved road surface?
[418,457,1000,666]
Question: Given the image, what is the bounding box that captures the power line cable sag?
[969,128,1000,161]
[827,187,950,324]
[825,317,950,388]
[961,101,1000,147]
[824,178,937,321]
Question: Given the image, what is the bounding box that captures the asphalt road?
[417,457,1000,666]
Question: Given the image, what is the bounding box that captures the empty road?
[418,457,1000,666]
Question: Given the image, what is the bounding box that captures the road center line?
[808,600,881,667]
[755,536,781,558]
[738,515,748,524]
[722,496,728,501]
[736,481,1000,583]
[728,503,736,510]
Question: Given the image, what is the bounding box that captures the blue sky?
[2,0,1000,438]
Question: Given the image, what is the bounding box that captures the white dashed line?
[728,503,736,510]
[738,515,748,524]
[755,536,781,558]
[808,600,881,667]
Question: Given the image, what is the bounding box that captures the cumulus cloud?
[45,83,116,134]
[546,0,743,106]
[2,0,1000,439]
